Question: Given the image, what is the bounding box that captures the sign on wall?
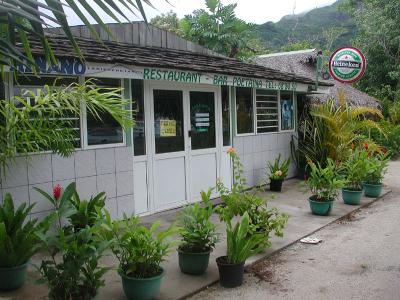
[329,47,366,83]
[14,57,310,92]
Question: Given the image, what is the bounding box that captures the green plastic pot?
[342,188,362,205]
[363,183,383,198]
[308,197,333,216]
[0,261,29,291]
[178,248,211,275]
[119,267,165,300]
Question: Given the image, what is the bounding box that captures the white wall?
[0,147,134,220]
[233,132,296,187]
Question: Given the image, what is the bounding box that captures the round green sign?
[329,47,366,83]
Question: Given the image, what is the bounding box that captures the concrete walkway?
[0,178,390,300]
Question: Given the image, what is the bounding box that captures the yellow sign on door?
[160,120,176,137]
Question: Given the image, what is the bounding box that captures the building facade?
[0,24,331,219]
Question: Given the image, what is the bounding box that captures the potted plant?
[364,152,390,197]
[342,149,368,205]
[0,194,43,290]
[267,154,291,192]
[304,159,345,215]
[176,188,219,275]
[216,212,266,288]
[101,212,176,300]
[35,183,110,300]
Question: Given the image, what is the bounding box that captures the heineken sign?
[329,47,366,83]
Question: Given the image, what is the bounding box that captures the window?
[132,79,145,156]
[280,92,295,131]
[236,87,254,134]
[86,77,124,146]
[153,90,184,154]
[13,76,81,148]
[221,86,231,146]
[256,89,279,133]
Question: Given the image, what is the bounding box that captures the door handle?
[188,130,192,137]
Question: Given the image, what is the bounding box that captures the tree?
[150,11,182,35]
[343,0,400,100]
[180,0,267,59]
[0,0,158,71]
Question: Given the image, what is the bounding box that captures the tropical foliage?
[298,96,383,166]
[35,183,110,300]
[0,79,133,172]
[364,151,390,184]
[179,0,267,59]
[224,212,266,264]
[267,154,291,180]
[177,188,219,253]
[100,212,177,278]
[304,158,345,202]
[341,149,369,190]
[0,0,155,71]
[217,149,288,245]
[0,194,43,268]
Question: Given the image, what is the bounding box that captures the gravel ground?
[189,163,400,300]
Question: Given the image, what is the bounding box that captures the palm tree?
[0,0,157,70]
[299,92,383,165]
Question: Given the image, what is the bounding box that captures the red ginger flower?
[53,184,62,201]
[227,147,236,154]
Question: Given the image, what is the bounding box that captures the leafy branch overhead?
[0,0,157,70]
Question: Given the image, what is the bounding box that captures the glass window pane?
[154,90,184,154]
[281,92,295,131]
[86,78,124,146]
[221,86,231,146]
[190,91,215,150]
[256,90,278,133]
[132,79,145,156]
[236,87,253,134]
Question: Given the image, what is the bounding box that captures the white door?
[187,90,219,201]
[148,84,221,212]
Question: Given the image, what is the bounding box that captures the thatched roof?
[17,34,330,87]
[255,49,380,108]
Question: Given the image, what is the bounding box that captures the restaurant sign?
[14,58,306,92]
[329,47,366,83]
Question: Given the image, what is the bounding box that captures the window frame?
[234,86,255,136]
[279,91,296,133]
[255,89,279,135]
[81,76,127,150]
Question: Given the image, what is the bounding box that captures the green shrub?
[342,149,369,190]
[0,194,43,268]
[101,212,177,278]
[366,120,400,158]
[303,158,345,201]
[35,183,109,300]
[177,188,219,253]
[225,212,266,264]
[69,191,106,230]
[365,152,390,184]
[267,153,291,180]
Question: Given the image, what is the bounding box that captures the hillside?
[257,1,356,51]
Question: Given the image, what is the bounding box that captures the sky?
[63,0,337,26]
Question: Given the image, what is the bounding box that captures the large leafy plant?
[342,149,369,190]
[69,191,106,230]
[177,188,219,253]
[365,152,390,184]
[0,194,43,268]
[299,96,383,166]
[304,158,345,202]
[35,183,110,300]
[101,212,177,278]
[267,154,291,180]
[224,212,266,264]
[217,149,288,246]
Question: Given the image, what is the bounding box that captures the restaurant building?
[0,23,331,219]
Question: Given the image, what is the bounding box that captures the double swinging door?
[145,83,222,212]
